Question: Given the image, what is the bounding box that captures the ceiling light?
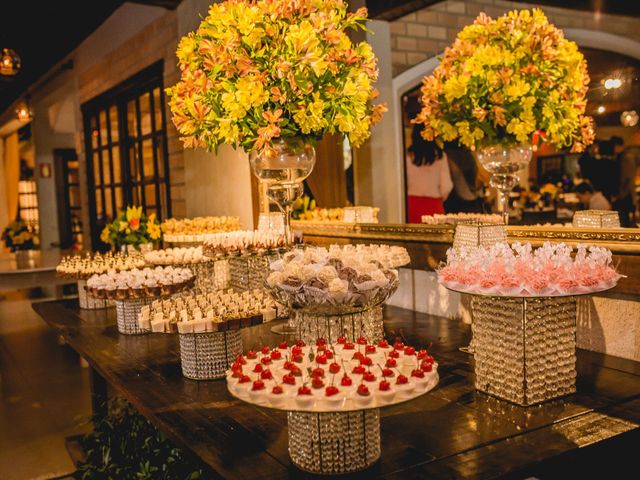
[597,105,606,114]
[621,110,639,127]
[0,48,21,76]
[604,78,622,90]
[15,99,33,122]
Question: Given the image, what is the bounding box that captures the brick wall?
[76,8,186,238]
[390,0,640,76]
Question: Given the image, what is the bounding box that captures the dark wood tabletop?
[33,299,640,479]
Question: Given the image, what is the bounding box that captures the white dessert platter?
[226,340,439,413]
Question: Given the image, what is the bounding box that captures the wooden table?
[33,300,640,479]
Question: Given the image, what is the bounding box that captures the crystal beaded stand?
[184,262,218,292]
[179,330,242,380]
[453,223,506,249]
[290,307,384,344]
[115,298,153,335]
[287,409,381,474]
[77,280,110,310]
[228,254,279,292]
[573,209,620,228]
[471,295,577,406]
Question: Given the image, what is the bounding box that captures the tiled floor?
[0,295,91,480]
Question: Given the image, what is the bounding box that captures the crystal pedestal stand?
[115,298,153,335]
[471,295,577,406]
[179,330,242,380]
[228,255,276,292]
[287,409,381,474]
[77,280,110,310]
[291,307,384,344]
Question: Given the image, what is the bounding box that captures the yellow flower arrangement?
[101,206,162,250]
[415,9,594,152]
[166,0,386,156]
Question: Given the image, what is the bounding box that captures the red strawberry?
[325,350,334,360]
[312,367,325,378]
[386,358,397,368]
[329,362,341,374]
[378,339,389,348]
[316,354,327,365]
[393,341,404,351]
[382,368,395,377]
[261,357,272,365]
[365,345,376,354]
[341,375,353,387]
[252,364,263,373]
[283,374,295,385]
[357,337,367,345]
[235,355,247,365]
[421,362,433,372]
[260,369,273,380]
[312,377,324,389]
[411,369,425,378]
[246,350,257,359]
[239,375,251,383]
[359,356,373,367]
[289,366,302,376]
[283,360,294,371]
[396,374,409,385]
[272,385,284,394]
[343,342,355,350]
[379,380,391,391]
[292,354,304,363]
[352,365,366,375]
[417,349,428,360]
[389,350,400,359]
[261,346,270,355]
[337,336,347,344]
[404,346,416,356]
[292,345,303,356]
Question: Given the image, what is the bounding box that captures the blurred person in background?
[406,124,453,222]
[575,181,611,211]
[443,143,482,213]
[614,140,638,227]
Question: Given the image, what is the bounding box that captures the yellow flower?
[126,206,142,222]
[442,75,469,103]
[100,227,110,244]
[504,77,530,98]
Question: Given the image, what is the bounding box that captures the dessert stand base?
[291,307,384,344]
[228,255,275,292]
[179,330,242,380]
[78,280,110,310]
[471,295,577,406]
[287,409,381,474]
[115,298,153,335]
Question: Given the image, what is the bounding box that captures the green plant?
[76,397,203,479]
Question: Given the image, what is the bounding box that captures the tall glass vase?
[249,137,315,245]
[476,144,532,225]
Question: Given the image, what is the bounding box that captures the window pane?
[140,92,152,136]
[144,184,156,207]
[109,106,119,143]
[102,153,111,185]
[67,169,79,185]
[142,139,154,181]
[153,87,162,131]
[114,186,123,211]
[127,100,138,139]
[69,186,80,208]
[112,147,121,183]
[104,188,113,218]
[159,183,167,218]
[91,116,99,149]
[93,152,101,184]
[129,145,140,183]
[99,109,108,146]
[95,189,103,216]
[156,136,165,178]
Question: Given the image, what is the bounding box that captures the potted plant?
[416,9,594,224]
[100,206,162,253]
[2,220,39,266]
[166,0,386,244]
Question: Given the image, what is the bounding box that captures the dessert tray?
[438,241,620,297]
[85,266,195,300]
[56,252,145,279]
[143,246,213,266]
[226,338,438,413]
[203,230,288,259]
